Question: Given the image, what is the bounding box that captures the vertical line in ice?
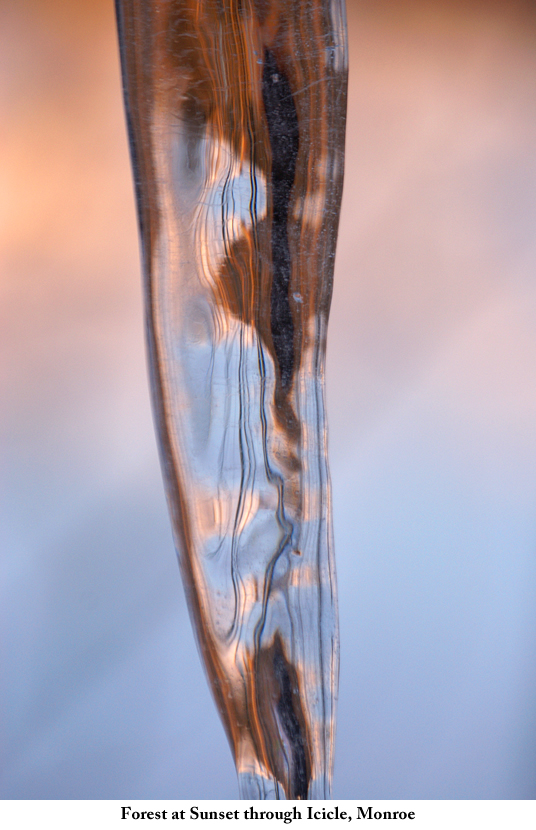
[116,0,348,799]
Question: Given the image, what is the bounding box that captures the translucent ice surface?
[116,0,347,799]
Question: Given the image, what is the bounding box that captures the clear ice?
[115,0,348,799]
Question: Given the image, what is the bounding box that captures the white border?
[1,800,535,830]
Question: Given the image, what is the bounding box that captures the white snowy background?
[2,0,536,798]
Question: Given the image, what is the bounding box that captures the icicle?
[115,0,348,799]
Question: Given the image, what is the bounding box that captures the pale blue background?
[2,0,536,798]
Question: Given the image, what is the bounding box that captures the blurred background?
[2,0,536,799]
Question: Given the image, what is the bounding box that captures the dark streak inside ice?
[273,639,309,799]
[262,48,299,392]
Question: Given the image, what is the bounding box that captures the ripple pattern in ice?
[116,0,347,799]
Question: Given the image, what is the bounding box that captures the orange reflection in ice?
[117,0,347,798]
